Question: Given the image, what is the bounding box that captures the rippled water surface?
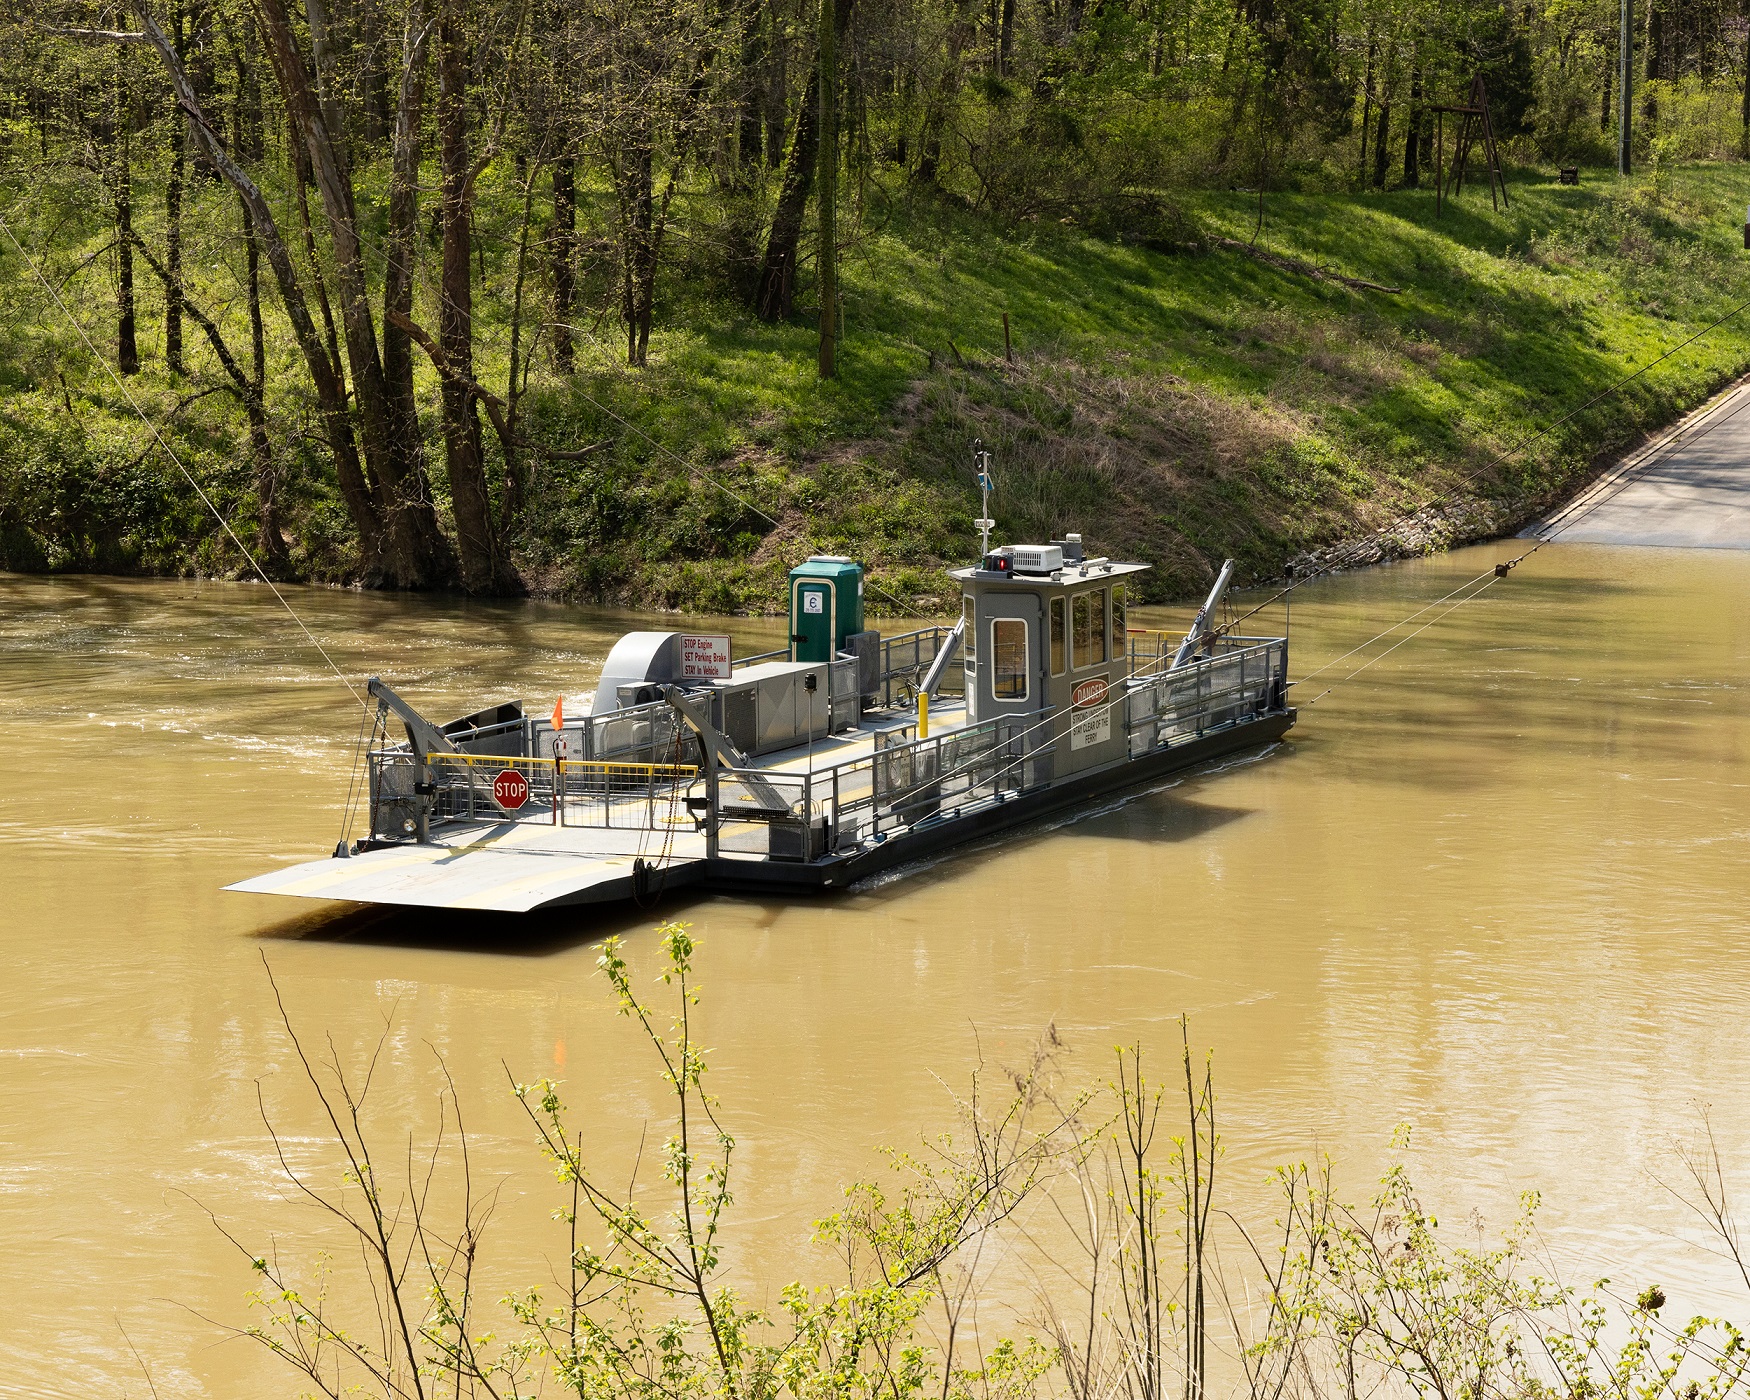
[4,542,1749,1397]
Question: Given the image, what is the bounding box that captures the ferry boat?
[229,538,1294,913]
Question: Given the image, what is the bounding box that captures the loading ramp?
[227,823,708,912]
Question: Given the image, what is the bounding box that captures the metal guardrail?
[874,626,962,706]
[1120,629,1277,680]
[712,708,1049,861]
[555,701,701,766]
[369,751,698,840]
[733,627,963,709]
[1125,639,1287,753]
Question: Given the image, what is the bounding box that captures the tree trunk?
[617,129,656,364]
[226,13,289,566]
[381,3,427,538]
[132,7,387,576]
[303,0,352,172]
[235,16,265,161]
[755,67,819,320]
[817,0,838,378]
[739,1,765,167]
[1602,50,1613,130]
[256,0,454,587]
[359,0,390,141]
[1645,0,1661,121]
[124,219,291,571]
[1741,0,1749,157]
[501,172,537,530]
[165,0,186,374]
[755,0,855,320]
[1404,65,1421,186]
[114,49,139,376]
[1356,37,1374,191]
[437,0,503,591]
[551,157,576,371]
[1372,102,1390,188]
[916,0,972,185]
[765,2,787,166]
[240,199,290,570]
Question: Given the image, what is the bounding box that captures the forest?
[5,0,1750,605]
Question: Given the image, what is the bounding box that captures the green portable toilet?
[789,556,864,662]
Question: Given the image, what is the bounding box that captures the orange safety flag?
[551,696,564,731]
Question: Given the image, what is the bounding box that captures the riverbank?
[6,160,1750,610]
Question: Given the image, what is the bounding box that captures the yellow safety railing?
[430,753,697,781]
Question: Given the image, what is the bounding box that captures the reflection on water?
[3,541,1750,1397]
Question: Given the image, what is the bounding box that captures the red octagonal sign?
[492,768,530,811]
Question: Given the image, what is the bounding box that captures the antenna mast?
[973,439,996,556]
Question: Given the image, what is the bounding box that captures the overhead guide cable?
[0,208,367,711]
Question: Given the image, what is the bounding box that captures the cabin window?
[1049,597,1066,675]
[1073,589,1108,668]
[991,618,1030,700]
[1112,583,1128,662]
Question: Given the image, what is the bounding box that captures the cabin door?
[976,593,1045,724]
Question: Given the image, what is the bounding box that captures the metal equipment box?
[789,556,864,663]
[713,661,831,756]
[1008,544,1063,575]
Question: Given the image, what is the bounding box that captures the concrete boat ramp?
[1525,377,1750,548]
[229,823,708,912]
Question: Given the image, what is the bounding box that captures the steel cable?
[0,210,368,712]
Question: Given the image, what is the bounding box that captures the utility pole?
[1619,0,1633,174]
[817,0,838,379]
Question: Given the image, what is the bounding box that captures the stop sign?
[492,768,530,811]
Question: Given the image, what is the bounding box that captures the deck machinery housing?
[229,543,1295,913]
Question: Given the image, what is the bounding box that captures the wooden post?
[1002,311,1012,363]
[1436,111,1444,216]
[1448,112,1460,202]
[1481,97,1505,210]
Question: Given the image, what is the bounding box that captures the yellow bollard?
[918,690,930,740]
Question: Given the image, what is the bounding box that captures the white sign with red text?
[679,634,733,680]
[1069,676,1111,750]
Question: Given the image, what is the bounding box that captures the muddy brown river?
[4,540,1749,1397]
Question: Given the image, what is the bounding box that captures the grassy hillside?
[6,158,1750,610]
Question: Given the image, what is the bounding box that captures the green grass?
[7,157,1750,609]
